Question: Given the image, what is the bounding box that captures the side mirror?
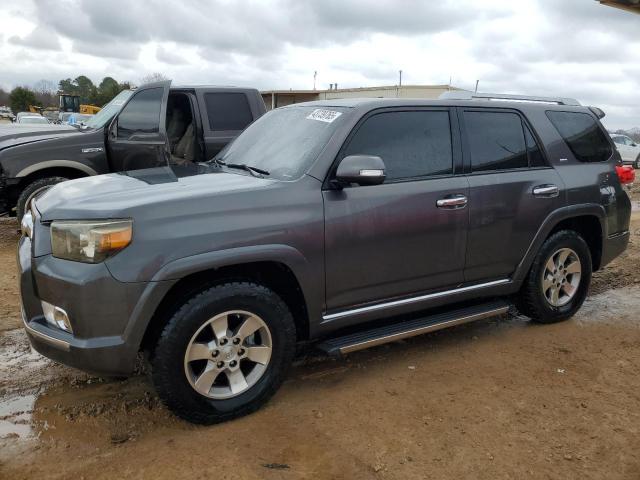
[335,155,386,186]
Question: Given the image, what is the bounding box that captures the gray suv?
[18,92,632,424]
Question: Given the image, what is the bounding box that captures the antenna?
[399,70,403,87]
[313,71,317,90]
[475,80,479,93]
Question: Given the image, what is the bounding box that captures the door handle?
[532,185,559,197]
[436,194,468,209]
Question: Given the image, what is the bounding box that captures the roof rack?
[439,91,582,106]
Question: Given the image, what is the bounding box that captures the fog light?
[41,301,73,333]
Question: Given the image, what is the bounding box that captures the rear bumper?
[600,230,630,269]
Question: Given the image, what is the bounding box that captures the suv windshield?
[214,106,349,180]
[83,90,134,130]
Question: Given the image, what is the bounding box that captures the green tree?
[74,75,96,104]
[97,76,121,105]
[58,78,77,95]
[9,86,37,113]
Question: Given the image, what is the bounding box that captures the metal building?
[261,84,466,111]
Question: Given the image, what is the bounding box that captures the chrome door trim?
[322,278,511,322]
[436,195,468,209]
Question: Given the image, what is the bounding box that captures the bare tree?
[139,72,169,84]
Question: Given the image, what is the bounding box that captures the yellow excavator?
[59,94,101,114]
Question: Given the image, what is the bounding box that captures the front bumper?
[18,234,149,376]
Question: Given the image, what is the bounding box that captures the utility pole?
[399,70,403,87]
[313,71,317,90]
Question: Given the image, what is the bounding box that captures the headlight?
[50,219,132,263]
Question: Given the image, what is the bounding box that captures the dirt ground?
[1,188,640,479]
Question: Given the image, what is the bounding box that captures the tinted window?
[342,111,452,181]
[546,111,612,163]
[464,111,527,172]
[205,93,253,130]
[612,136,624,145]
[116,87,162,139]
[525,124,546,167]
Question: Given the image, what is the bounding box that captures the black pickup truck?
[0,81,266,219]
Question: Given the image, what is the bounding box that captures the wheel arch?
[139,257,313,357]
[513,205,605,285]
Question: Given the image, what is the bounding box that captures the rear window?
[546,111,612,163]
[204,93,253,131]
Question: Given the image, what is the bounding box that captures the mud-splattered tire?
[16,176,68,221]
[517,230,592,324]
[151,282,296,424]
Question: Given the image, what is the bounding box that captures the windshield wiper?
[211,158,270,177]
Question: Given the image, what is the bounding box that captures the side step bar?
[317,300,510,356]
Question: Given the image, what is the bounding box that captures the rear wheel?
[633,156,640,169]
[16,176,68,221]
[151,282,296,424]
[517,230,592,324]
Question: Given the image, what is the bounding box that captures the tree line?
[0,73,168,114]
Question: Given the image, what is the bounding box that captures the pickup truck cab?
[0,81,266,219]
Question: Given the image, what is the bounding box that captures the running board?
[317,300,510,356]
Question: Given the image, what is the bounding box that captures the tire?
[633,156,640,169]
[16,176,68,221]
[151,282,296,424]
[516,230,592,324]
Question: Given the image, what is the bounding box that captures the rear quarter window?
[204,93,253,131]
[546,111,612,163]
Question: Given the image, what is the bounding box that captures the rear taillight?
[616,165,635,185]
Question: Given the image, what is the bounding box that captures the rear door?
[323,108,469,313]
[196,90,258,159]
[106,81,171,172]
[459,108,565,283]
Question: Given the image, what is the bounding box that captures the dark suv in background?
[0,81,266,219]
[18,91,632,424]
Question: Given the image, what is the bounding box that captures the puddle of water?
[0,393,36,438]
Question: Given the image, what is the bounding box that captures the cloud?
[0,0,639,129]
[9,26,61,51]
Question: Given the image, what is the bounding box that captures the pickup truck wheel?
[16,176,68,221]
[517,230,592,324]
[151,282,296,424]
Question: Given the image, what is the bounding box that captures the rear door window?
[204,93,253,131]
[463,111,528,172]
[546,111,612,162]
[342,110,453,182]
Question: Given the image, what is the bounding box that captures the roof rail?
[439,91,582,106]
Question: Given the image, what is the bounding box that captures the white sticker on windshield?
[306,109,342,123]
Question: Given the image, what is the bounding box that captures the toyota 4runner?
[18,92,632,424]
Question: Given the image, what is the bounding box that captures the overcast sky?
[0,0,638,129]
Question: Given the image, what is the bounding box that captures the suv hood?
[0,124,79,151]
[35,164,279,221]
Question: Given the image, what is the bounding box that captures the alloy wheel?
[184,310,273,399]
[541,248,582,307]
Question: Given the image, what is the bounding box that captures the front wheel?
[516,230,592,324]
[16,176,68,221]
[151,282,296,424]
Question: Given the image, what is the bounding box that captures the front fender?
[122,244,321,352]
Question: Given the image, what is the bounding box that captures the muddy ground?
[1,187,640,479]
